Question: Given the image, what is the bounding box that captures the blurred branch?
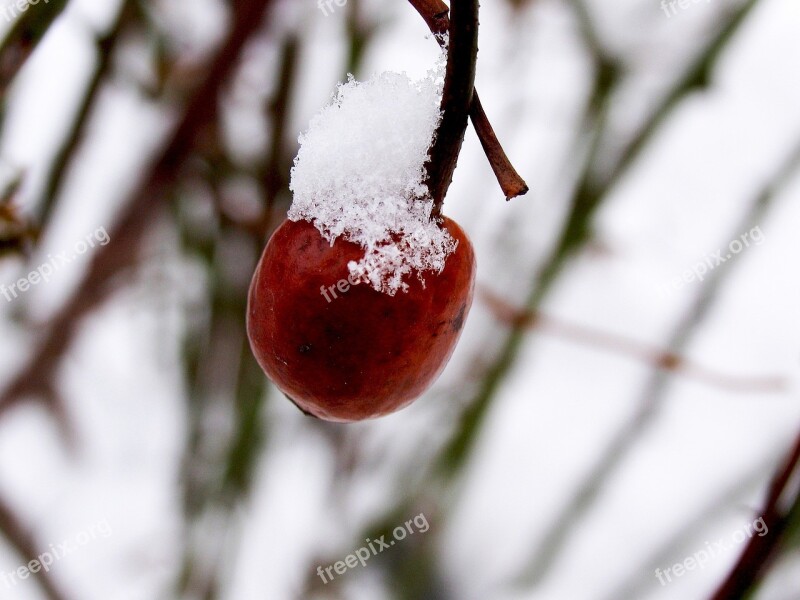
[34,0,136,226]
[0,0,68,97]
[564,0,612,65]
[0,494,70,600]
[408,0,449,35]
[553,0,762,264]
[479,286,787,393]
[409,0,529,201]
[609,0,761,189]
[344,0,378,76]
[176,208,269,599]
[0,0,277,419]
[711,430,800,600]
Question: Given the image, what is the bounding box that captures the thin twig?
[710,430,800,600]
[479,287,787,393]
[409,0,529,202]
[0,494,70,600]
[0,0,69,98]
[423,0,479,216]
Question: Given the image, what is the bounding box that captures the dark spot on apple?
[299,343,312,354]
[451,304,466,332]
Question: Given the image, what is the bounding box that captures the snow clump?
[288,58,457,295]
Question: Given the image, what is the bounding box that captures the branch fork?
[411,0,528,215]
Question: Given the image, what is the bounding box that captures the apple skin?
[246,217,475,422]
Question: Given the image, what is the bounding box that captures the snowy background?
[0,0,798,599]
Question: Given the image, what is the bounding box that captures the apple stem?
[411,0,529,208]
[422,0,479,219]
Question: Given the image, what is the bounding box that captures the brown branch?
[0,494,70,600]
[470,92,529,200]
[710,431,800,600]
[410,0,529,202]
[423,0,479,217]
[0,0,69,98]
[0,0,277,418]
[479,287,787,394]
[410,0,450,35]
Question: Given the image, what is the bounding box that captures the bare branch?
[479,286,787,394]
[0,494,70,600]
[424,0,479,216]
[409,0,529,202]
[710,431,800,600]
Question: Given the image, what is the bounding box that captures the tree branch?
[710,431,800,600]
[479,286,787,394]
[0,494,70,600]
[0,0,69,97]
[423,0,479,216]
[410,0,528,204]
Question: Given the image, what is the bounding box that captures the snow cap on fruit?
[288,56,457,295]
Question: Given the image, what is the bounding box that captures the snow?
[288,59,458,295]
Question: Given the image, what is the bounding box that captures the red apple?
[247,217,475,422]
